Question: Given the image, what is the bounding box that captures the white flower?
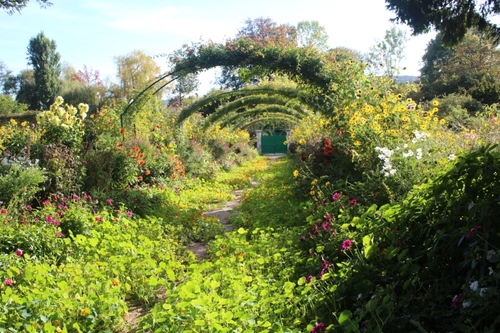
[470,281,479,292]
[416,148,423,160]
[487,250,495,261]
[462,301,471,308]
[403,150,414,158]
[480,288,489,297]
[489,267,494,275]
[448,153,456,161]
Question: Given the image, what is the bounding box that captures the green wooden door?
[261,134,287,154]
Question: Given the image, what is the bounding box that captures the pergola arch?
[120,39,364,130]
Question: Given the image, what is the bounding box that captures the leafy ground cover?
[0,156,268,333]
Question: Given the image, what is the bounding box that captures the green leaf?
[366,298,378,312]
[338,310,353,325]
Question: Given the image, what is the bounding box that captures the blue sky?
[1,0,435,93]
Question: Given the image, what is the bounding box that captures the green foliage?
[82,148,137,193]
[0,162,45,210]
[367,26,408,78]
[27,31,61,110]
[0,94,28,115]
[385,0,500,45]
[1,0,52,14]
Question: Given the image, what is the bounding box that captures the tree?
[10,69,37,109]
[0,61,12,92]
[27,31,61,109]
[113,50,161,102]
[420,30,500,104]
[367,26,408,78]
[296,20,329,51]
[217,18,297,90]
[59,64,105,113]
[385,0,500,45]
[1,0,51,14]
[235,17,297,48]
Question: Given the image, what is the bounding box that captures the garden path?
[124,154,284,331]
[188,154,285,260]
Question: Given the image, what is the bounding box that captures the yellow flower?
[432,100,439,106]
[311,179,318,185]
[298,139,306,145]
[354,140,361,147]
[310,190,315,196]
[293,170,299,178]
[81,308,89,316]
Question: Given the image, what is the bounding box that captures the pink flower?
[106,199,113,206]
[4,278,13,286]
[466,225,482,239]
[26,205,33,211]
[54,232,64,238]
[127,211,133,218]
[332,193,341,201]
[451,294,464,308]
[72,194,80,201]
[311,322,326,333]
[349,198,357,206]
[306,275,313,284]
[42,199,51,206]
[95,216,103,222]
[45,215,53,224]
[342,239,352,250]
[15,249,23,257]
[322,221,330,231]
[0,208,6,215]
[53,220,60,227]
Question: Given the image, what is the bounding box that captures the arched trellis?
[232,114,301,130]
[176,84,304,124]
[215,105,308,130]
[120,39,365,129]
[199,92,311,130]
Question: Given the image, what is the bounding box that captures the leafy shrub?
[82,147,137,193]
[0,162,45,210]
[39,143,83,200]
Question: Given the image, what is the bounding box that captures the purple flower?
[311,322,326,333]
[349,198,357,206]
[306,275,313,284]
[332,193,341,201]
[325,213,332,222]
[4,278,13,286]
[342,239,352,250]
[322,221,330,231]
[15,249,23,257]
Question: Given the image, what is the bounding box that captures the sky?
[0,0,436,94]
